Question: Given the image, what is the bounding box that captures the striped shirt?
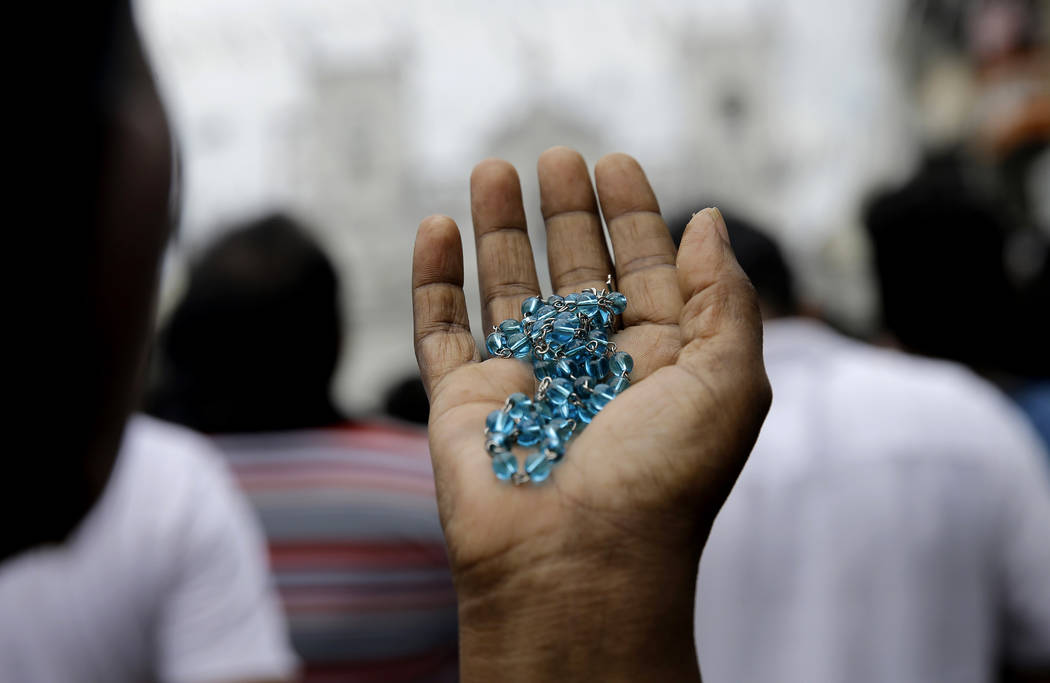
[214,421,458,682]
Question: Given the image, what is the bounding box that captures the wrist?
[454,532,705,682]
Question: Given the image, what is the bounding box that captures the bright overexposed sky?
[137,0,915,409]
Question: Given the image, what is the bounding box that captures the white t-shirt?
[0,415,297,683]
[696,319,1050,683]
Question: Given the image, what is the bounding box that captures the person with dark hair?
[1,2,295,681]
[667,208,1050,683]
[151,214,345,433]
[863,151,1046,375]
[865,151,1050,450]
[383,375,431,426]
[149,215,459,681]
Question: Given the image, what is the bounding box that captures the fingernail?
[706,207,728,239]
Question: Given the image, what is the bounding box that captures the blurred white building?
[138,0,917,413]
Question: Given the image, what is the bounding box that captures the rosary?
[483,281,632,485]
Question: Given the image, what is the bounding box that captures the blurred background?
[136,0,1049,415]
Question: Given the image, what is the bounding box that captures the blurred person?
[148,215,458,682]
[2,1,295,681]
[383,375,431,426]
[864,150,1048,376]
[865,151,1050,452]
[1,416,298,683]
[667,209,1050,682]
[892,0,1049,447]
[149,214,344,433]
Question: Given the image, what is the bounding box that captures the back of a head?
[864,153,1045,374]
[151,214,344,433]
[670,208,798,319]
[383,375,430,426]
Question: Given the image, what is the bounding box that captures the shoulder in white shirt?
[697,319,1050,683]
[0,415,297,683]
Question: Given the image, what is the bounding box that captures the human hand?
[411,147,771,681]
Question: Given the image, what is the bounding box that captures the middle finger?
[538,146,615,296]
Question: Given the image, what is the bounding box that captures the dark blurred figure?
[864,150,1048,376]
[150,214,344,432]
[383,375,431,426]
[866,151,1050,449]
[668,209,1050,683]
[889,0,1050,445]
[149,215,458,682]
[2,2,295,681]
[5,0,173,561]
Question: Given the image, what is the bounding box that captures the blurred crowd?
[2,0,1048,682]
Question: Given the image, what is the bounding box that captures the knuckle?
[482,282,536,309]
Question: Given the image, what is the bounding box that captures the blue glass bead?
[543,417,574,446]
[610,376,631,394]
[492,450,518,480]
[507,392,531,419]
[597,307,614,327]
[499,319,524,336]
[548,312,579,345]
[554,358,575,378]
[546,377,573,406]
[577,292,599,318]
[533,305,557,324]
[485,332,506,356]
[546,294,565,308]
[563,338,589,358]
[607,291,627,315]
[588,383,616,412]
[574,376,595,396]
[553,401,577,420]
[544,444,566,462]
[609,351,633,376]
[487,430,512,449]
[533,360,556,380]
[521,296,543,317]
[516,417,542,447]
[542,346,562,362]
[532,400,554,421]
[506,331,531,358]
[576,401,595,424]
[564,293,582,309]
[544,420,570,446]
[584,356,609,379]
[587,330,609,352]
[525,452,553,482]
[485,409,515,435]
[587,394,608,413]
[594,383,617,402]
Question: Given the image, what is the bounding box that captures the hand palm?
[413,149,770,578]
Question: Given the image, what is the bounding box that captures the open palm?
[412,148,771,586]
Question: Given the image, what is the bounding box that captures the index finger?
[412,215,479,396]
[538,146,614,295]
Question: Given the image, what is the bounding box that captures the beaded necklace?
[483,285,633,484]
